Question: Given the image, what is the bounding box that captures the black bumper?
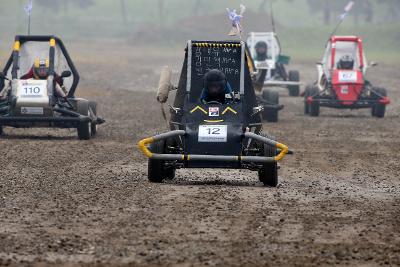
[0,115,90,123]
[310,98,386,109]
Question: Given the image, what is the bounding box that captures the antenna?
[24,0,33,35]
[270,1,276,33]
[329,1,355,38]
[28,14,31,35]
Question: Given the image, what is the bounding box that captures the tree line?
[28,0,400,24]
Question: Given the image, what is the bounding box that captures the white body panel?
[12,79,51,116]
[247,32,280,71]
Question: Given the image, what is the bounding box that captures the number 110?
[24,87,41,94]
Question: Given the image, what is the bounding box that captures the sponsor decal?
[21,107,44,115]
[209,107,220,117]
[341,85,349,94]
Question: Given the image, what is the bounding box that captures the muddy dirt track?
[0,42,399,267]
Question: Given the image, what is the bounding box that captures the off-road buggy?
[247,32,301,96]
[138,40,291,187]
[305,36,390,117]
[242,39,283,123]
[0,35,104,139]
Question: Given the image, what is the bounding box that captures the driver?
[255,41,268,61]
[337,55,355,70]
[200,69,233,104]
[21,58,67,97]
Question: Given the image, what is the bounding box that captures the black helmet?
[338,55,354,70]
[255,41,268,61]
[33,59,50,79]
[204,69,226,97]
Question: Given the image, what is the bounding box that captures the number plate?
[256,61,268,68]
[338,71,357,82]
[255,60,274,69]
[18,80,47,98]
[198,125,227,143]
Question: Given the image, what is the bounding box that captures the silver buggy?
[0,35,104,139]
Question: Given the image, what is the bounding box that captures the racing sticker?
[198,125,227,143]
[338,71,357,83]
[341,85,349,94]
[18,80,47,98]
[209,107,220,117]
[21,107,44,115]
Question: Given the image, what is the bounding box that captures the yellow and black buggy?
[138,40,291,187]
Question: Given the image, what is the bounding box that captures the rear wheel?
[371,104,376,117]
[309,86,320,117]
[148,140,174,183]
[0,125,3,136]
[262,89,279,123]
[76,100,91,140]
[371,87,387,118]
[258,143,278,187]
[89,101,97,136]
[288,70,300,97]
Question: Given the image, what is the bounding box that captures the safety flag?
[24,0,33,16]
[226,4,246,37]
[340,1,354,20]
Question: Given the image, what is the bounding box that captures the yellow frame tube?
[274,142,289,161]
[138,137,154,158]
[13,41,20,51]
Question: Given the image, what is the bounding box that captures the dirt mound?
[132,11,280,44]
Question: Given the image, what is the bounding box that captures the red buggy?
[305,36,390,117]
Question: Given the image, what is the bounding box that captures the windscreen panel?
[334,41,363,70]
[246,33,280,60]
[6,41,74,93]
[188,41,244,102]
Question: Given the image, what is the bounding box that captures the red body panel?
[331,70,364,105]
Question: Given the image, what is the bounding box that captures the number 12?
[207,128,220,135]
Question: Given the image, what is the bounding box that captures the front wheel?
[262,89,279,123]
[309,86,320,117]
[89,101,98,136]
[76,100,91,140]
[258,143,278,187]
[371,87,387,118]
[304,86,311,115]
[0,125,3,136]
[288,70,300,97]
[165,168,176,180]
[148,140,174,183]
